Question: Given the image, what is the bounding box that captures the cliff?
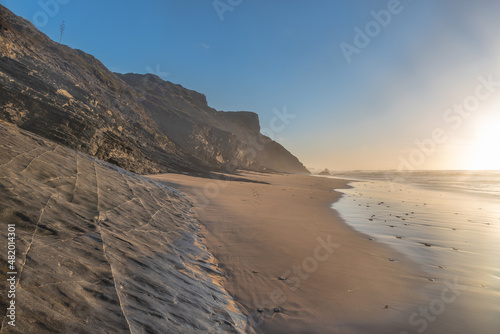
[0,5,309,175]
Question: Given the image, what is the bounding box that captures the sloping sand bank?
[150,172,427,334]
[0,122,251,333]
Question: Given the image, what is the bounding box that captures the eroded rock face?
[118,73,309,174]
[0,122,253,333]
[0,5,309,175]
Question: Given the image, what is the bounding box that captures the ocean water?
[327,171,500,334]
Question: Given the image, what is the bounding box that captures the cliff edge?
[0,5,309,175]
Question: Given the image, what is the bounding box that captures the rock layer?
[0,5,308,175]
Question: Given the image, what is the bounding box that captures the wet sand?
[149,172,428,333]
[332,178,500,334]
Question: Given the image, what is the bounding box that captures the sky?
[2,0,500,170]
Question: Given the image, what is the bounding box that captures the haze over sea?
[326,170,500,334]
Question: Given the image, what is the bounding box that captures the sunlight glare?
[468,115,500,170]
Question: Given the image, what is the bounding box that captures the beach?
[2,2,499,333]
[2,115,497,333]
[149,172,427,333]
[331,172,500,334]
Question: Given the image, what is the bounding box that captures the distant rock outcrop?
[318,168,332,176]
[0,5,309,175]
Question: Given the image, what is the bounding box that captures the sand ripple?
[0,122,252,333]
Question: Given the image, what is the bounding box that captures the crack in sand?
[0,146,41,168]
[137,178,165,207]
[119,172,137,200]
[23,279,102,290]
[30,231,101,251]
[120,174,151,215]
[41,175,76,184]
[102,196,140,215]
[16,194,56,287]
[122,206,169,233]
[70,152,80,203]
[19,147,55,174]
[93,162,133,334]
[157,187,187,231]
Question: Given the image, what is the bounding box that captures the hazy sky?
[3,0,500,170]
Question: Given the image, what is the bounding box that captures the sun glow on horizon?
[466,114,500,170]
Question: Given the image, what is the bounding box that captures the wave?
[327,170,500,198]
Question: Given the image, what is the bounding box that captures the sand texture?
[0,121,252,334]
[150,172,428,334]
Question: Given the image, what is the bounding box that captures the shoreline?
[330,176,500,334]
[150,172,428,333]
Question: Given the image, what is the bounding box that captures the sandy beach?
[150,172,428,333]
[2,2,499,333]
[331,174,500,334]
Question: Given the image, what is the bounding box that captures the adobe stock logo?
[340,0,411,64]
[32,0,70,28]
[213,0,243,22]
[399,278,466,334]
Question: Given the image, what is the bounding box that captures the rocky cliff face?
[0,5,309,175]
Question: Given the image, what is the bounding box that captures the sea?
[325,170,500,334]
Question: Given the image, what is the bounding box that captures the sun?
[467,116,500,170]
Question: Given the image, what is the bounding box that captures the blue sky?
[3,0,500,170]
